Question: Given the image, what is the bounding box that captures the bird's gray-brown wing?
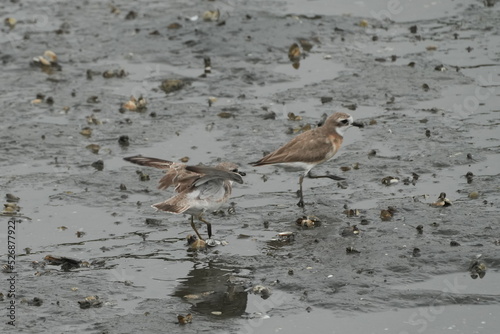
[185,165,244,184]
[152,193,191,213]
[159,165,200,192]
[252,129,334,165]
[124,155,199,191]
[123,155,174,169]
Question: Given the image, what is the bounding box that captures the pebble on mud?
[118,135,130,147]
[6,194,20,203]
[91,159,104,171]
[160,79,186,94]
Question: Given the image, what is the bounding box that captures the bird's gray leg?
[297,174,305,208]
[308,173,345,181]
[190,215,204,240]
[198,216,212,239]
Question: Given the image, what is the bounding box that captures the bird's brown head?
[324,112,364,137]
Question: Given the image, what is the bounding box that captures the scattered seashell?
[343,209,360,217]
[288,43,301,62]
[277,231,295,242]
[80,127,92,137]
[251,285,271,299]
[168,22,182,29]
[346,247,360,254]
[426,45,437,51]
[211,311,222,316]
[137,171,150,181]
[296,215,320,228]
[381,176,399,186]
[202,9,220,21]
[187,235,206,250]
[44,255,82,271]
[121,100,137,111]
[86,114,101,125]
[469,260,486,279]
[44,50,57,63]
[380,207,396,221]
[217,112,233,118]
[78,296,103,309]
[359,19,368,27]
[86,144,101,154]
[177,313,193,324]
[5,17,17,29]
[208,96,217,106]
[287,112,302,121]
[341,225,360,237]
[205,238,220,247]
[431,192,452,207]
[468,191,479,199]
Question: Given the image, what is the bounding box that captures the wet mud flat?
[1,0,499,333]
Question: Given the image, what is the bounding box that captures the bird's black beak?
[237,171,247,176]
[352,122,364,128]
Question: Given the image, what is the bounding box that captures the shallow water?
[1,0,499,333]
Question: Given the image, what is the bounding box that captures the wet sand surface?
[1,0,499,333]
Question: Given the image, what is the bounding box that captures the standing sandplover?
[124,156,245,241]
[251,112,363,207]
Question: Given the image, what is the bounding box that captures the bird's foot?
[326,175,345,181]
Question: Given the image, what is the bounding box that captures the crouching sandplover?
[124,156,244,241]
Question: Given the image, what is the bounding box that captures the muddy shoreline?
[1,0,499,333]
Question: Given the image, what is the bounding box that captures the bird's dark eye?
[340,119,349,125]
[232,168,238,173]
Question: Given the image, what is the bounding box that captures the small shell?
[121,100,137,111]
[43,50,57,63]
[202,9,220,21]
[177,313,193,324]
